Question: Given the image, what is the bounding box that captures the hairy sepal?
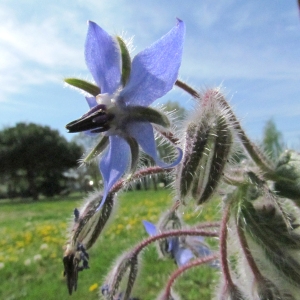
[116,36,131,87]
[64,78,100,96]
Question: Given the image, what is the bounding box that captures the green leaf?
[125,137,139,176]
[65,78,100,96]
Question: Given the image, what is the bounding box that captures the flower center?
[96,93,116,110]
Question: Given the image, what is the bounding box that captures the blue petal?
[99,136,131,207]
[168,237,178,253]
[174,248,194,266]
[119,19,185,107]
[126,122,182,168]
[85,21,121,94]
[142,220,157,236]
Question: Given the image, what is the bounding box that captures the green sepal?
[125,106,170,128]
[116,36,131,86]
[240,200,300,287]
[82,136,109,164]
[64,78,100,96]
[179,122,209,199]
[195,116,232,204]
[125,137,139,175]
[191,124,218,203]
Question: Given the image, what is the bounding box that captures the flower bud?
[178,115,233,204]
[191,115,232,204]
[274,150,300,202]
[157,210,182,259]
[177,95,233,205]
[63,191,115,294]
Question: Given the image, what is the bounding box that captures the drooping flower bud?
[63,191,115,295]
[177,89,233,204]
[156,208,182,259]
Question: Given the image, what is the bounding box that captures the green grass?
[0,190,220,300]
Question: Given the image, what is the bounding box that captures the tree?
[262,118,284,161]
[0,123,82,199]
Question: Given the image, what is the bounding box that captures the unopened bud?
[63,191,115,294]
[274,150,300,202]
[157,209,182,259]
[177,89,234,204]
[192,115,232,204]
[178,105,232,205]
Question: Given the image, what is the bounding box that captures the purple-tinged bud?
[156,209,182,259]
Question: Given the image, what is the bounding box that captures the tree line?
[0,105,287,200]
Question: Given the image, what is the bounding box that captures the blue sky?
[1,0,300,148]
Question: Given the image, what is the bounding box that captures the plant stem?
[163,254,218,299]
[236,219,263,282]
[132,229,218,257]
[219,201,234,291]
[110,166,169,194]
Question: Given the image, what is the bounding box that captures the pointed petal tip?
[159,146,183,169]
[87,20,95,26]
[142,220,157,236]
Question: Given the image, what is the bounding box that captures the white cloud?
[0,4,85,102]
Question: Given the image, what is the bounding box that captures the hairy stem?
[163,254,218,299]
[220,201,235,290]
[110,166,170,194]
[195,221,221,230]
[133,229,218,257]
[236,219,263,282]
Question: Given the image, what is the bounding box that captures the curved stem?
[217,94,276,178]
[132,229,218,257]
[236,219,264,282]
[219,201,234,289]
[110,166,170,194]
[195,221,220,230]
[163,254,218,299]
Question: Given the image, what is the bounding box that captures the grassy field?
[0,189,220,300]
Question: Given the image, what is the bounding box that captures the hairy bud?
[274,150,300,202]
[63,191,115,294]
[177,90,233,204]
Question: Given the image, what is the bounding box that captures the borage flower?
[142,220,218,267]
[66,20,185,207]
